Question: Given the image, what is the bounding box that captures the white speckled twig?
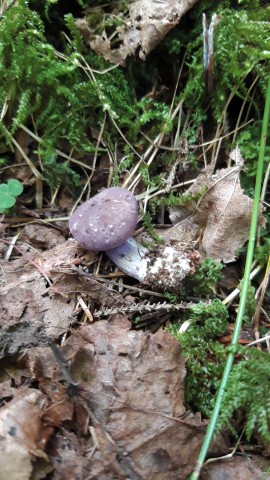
[94,300,197,318]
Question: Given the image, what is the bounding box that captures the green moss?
[187,258,224,297]
[169,300,228,416]
[218,347,270,442]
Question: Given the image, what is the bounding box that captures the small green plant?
[187,258,224,297]
[141,212,164,244]
[0,179,23,212]
[255,239,270,266]
[152,187,208,208]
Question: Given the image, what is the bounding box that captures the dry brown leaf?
[0,239,125,357]
[164,166,263,263]
[0,388,52,480]
[77,0,198,65]
[58,316,207,479]
[201,455,267,480]
[22,224,66,250]
[45,430,85,480]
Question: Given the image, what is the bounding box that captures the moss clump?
[218,347,270,442]
[169,299,228,416]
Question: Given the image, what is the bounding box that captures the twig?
[94,300,196,318]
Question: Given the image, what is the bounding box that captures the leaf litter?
[0,148,265,478]
[164,163,264,262]
[0,0,267,472]
[76,0,199,65]
[0,232,211,479]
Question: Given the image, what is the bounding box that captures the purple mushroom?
[69,187,199,291]
[69,187,138,252]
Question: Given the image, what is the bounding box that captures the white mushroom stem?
[105,238,148,281]
[105,237,199,291]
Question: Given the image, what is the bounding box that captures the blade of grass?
[190,76,270,480]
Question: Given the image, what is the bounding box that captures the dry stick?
[72,268,165,298]
[211,68,255,165]
[58,34,120,76]
[253,256,270,345]
[261,161,270,203]
[222,264,261,306]
[210,86,241,165]
[106,142,117,188]
[252,158,270,343]
[0,162,29,173]
[128,108,189,202]
[31,114,43,172]
[51,147,74,206]
[232,75,259,145]
[0,0,16,19]
[0,91,11,121]
[77,295,94,322]
[3,233,21,261]
[169,52,186,116]
[110,115,141,159]
[123,100,184,190]
[10,137,42,178]
[1,238,51,285]
[247,332,270,348]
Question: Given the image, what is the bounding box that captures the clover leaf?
[0,179,23,212]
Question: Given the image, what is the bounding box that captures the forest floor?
[0,1,270,479]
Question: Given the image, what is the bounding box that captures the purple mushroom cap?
[69,187,138,252]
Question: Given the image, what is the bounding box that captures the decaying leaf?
[164,165,264,263]
[28,317,207,478]
[0,388,52,480]
[22,223,66,250]
[0,239,125,357]
[76,0,199,65]
[55,317,207,479]
[201,455,268,480]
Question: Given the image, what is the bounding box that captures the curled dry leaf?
[76,0,199,65]
[165,165,264,263]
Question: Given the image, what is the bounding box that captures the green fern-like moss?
[218,347,270,442]
[169,300,228,416]
[181,3,270,117]
[0,2,180,189]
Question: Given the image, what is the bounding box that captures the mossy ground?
[0,0,270,451]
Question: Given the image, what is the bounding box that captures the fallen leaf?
[0,239,126,357]
[0,388,52,480]
[165,165,264,262]
[201,455,267,480]
[22,224,66,250]
[45,431,85,480]
[77,0,199,65]
[59,316,207,479]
